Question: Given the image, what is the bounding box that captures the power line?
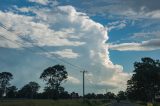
[22,37,84,70]
[0,23,104,93]
[0,34,35,53]
[0,23,103,94]
[0,33,80,72]
[0,23,84,70]
[85,74,101,94]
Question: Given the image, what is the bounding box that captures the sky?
[0,0,160,94]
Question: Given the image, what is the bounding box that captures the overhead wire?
[85,74,102,94]
[0,22,104,94]
[0,23,84,71]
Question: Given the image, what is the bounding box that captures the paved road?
[109,101,138,106]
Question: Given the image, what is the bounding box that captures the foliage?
[105,92,116,99]
[126,57,160,102]
[84,92,116,99]
[40,64,68,99]
[17,81,40,99]
[0,72,13,97]
[6,86,17,98]
[40,64,68,90]
[0,64,117,100]
[117,91,126,100]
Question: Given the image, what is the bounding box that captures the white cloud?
[109,39,160,51]
[107,20,126,31]
[28,0,50,5]
[41,49,80,59]
[0,5,131,93]
[67,76,80,84]
[105,70,132,92]
[146,10,160,19]
[0,11,85,48]
[17,7,30,13]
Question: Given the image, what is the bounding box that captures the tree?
[71,92,79,99]
[0,72,13,97]
[18,81,40,99]
[28,82,40,98]
[59,91,71,99]
[105,92,116,100]
[85,93,96,99]
[117,91,126,100]
[126,57,160,102]
[6,86,17,98]
[96,94,105,99]
[40,64,68,99]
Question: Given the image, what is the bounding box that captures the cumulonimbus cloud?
[0,2,131,93]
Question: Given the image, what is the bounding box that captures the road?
[109,101,139,106]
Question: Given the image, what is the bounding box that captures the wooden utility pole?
[80,70,87,100]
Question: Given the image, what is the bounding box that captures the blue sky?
[0,0,160,94]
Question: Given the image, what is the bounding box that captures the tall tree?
[0,72,13,97]
[40,64,68,99]
[28,82,40,98]
[126,57,160,102]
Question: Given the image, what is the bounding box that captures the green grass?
[0,99,107,106]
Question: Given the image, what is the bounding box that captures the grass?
[0,99,107,106]
[153,103,160,106]
[135,101,160,106]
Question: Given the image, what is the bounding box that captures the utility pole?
[80,70,87,100]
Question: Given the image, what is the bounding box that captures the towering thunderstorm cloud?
[0,1,131,93]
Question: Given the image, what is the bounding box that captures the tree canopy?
[40,64,68,99]
[126,57,160,102]
[40,64,68,90]
[18,81,40,98]
[0,72,13,97]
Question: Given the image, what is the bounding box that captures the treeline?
[1,57,159,102]
[1,85,119,100]
[0,64,118,100]
[0,64,74,99]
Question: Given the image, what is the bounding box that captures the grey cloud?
[143,39,160,47]
[125,0,160,12]
[131,31,160,40]
[109,39,160,51]
[58,0,160,19]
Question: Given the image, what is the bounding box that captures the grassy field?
[0,99,107,106]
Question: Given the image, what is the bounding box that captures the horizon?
[0,0,160,95]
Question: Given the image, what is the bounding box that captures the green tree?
[18,81,40,98]
[126,57,160,102]
[0,72,13,97]
[40,64,68,99]
[6,86,17,98]
[105,92,116,99]
[117,91,126,100]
